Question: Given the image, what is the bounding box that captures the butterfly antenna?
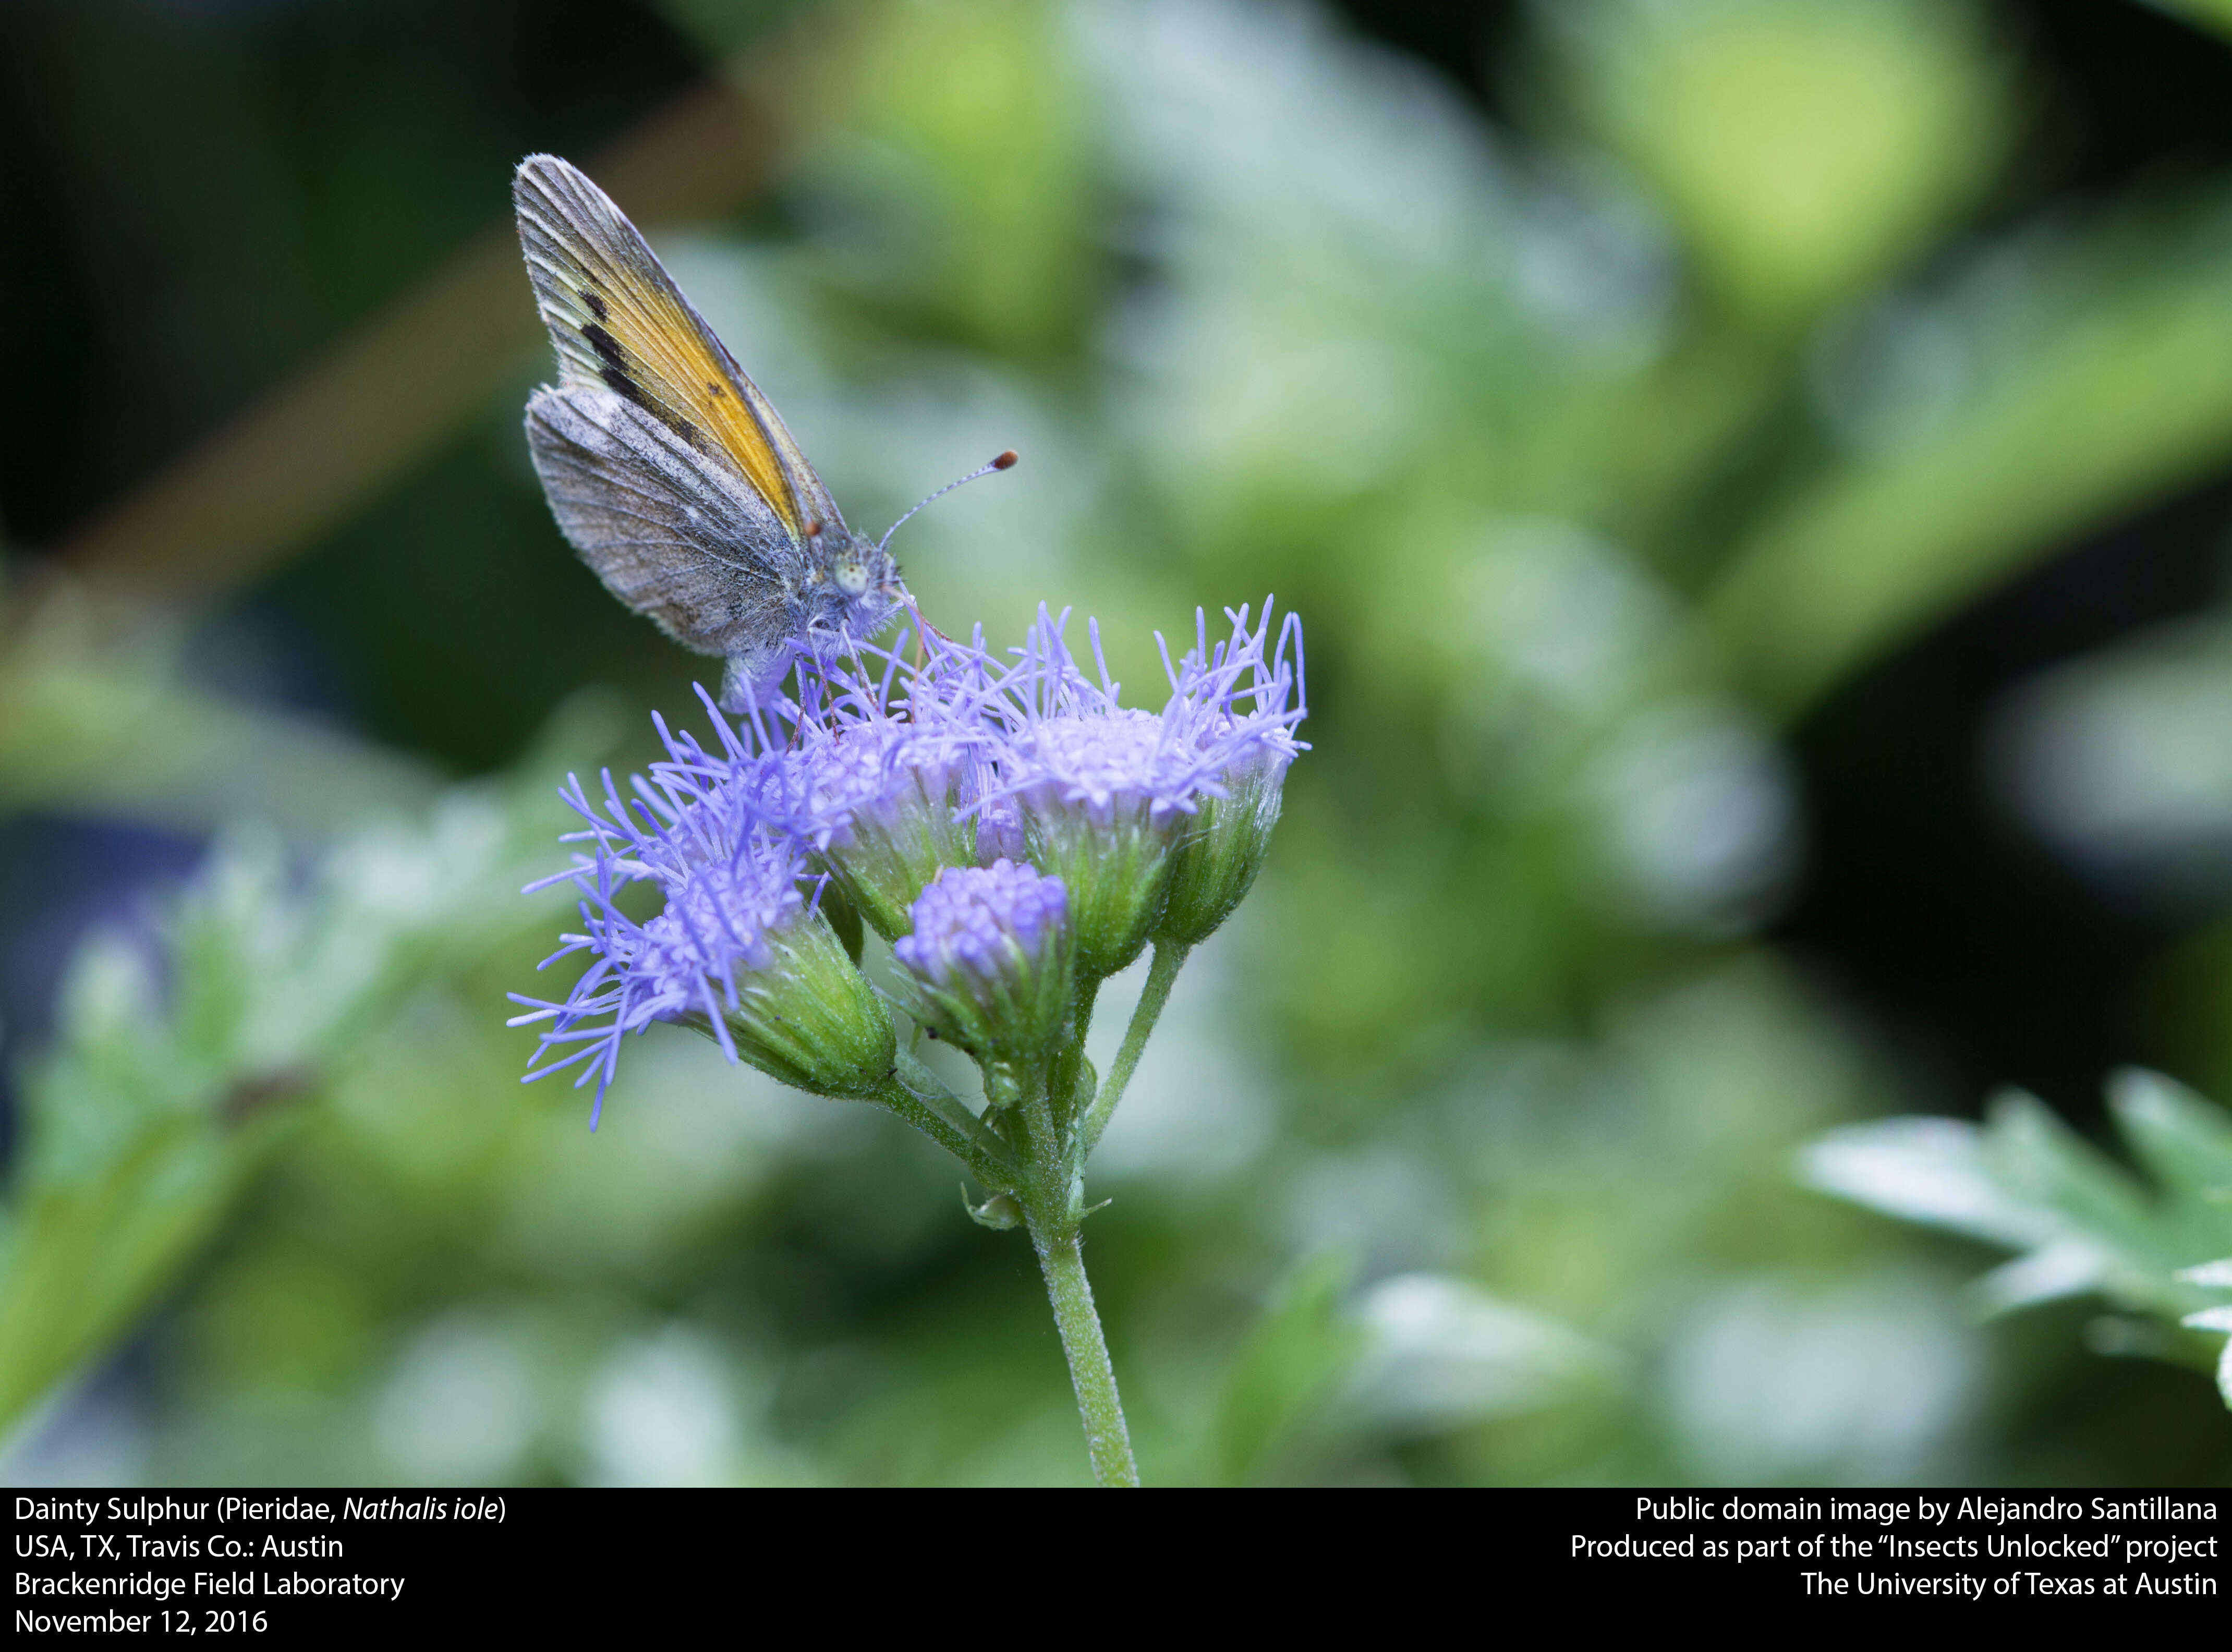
[877,451,1019,555]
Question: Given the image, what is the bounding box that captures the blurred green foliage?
[1807,1071,2232,1407]
[5,0,2232,1484]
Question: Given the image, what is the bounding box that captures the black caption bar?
[7,1486,2225,1627]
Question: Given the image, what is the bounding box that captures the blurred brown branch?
[39,70,780,616]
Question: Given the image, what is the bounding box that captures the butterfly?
[513,154,1011,707]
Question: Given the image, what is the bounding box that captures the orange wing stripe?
[516,156,802,535]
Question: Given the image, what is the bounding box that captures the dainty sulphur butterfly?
[513,154,1011,705]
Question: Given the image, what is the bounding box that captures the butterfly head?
[808,519,904,631]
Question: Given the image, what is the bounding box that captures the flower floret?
[896,859,1069,985]
[893,860,1074,1060]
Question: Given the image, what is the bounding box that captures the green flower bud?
[694,911,895,1099]
[1158,750,1288,946]
[1023,803,1174,982]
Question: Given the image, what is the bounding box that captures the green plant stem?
[1013,1060,1138,1488]
[1050,975,1101,1134]
[881,1048,1018,1192]
[1027,1211,1137,1487]
[1079,941,1190,1161]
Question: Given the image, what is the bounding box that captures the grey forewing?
[525,385,801,667]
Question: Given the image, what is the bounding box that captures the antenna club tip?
[992,450,1020,470]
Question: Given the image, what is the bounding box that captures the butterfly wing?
[513,153,846,540]
[525,384,796,683]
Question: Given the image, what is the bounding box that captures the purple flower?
[893,860,1074,1062]
[978,602,1306,975]
[896,859,1069,985]
[1157,601,1307,944]
[508,699,892,1127]
[510,600,1302,1120]
[771,622,1003,940]
[1167,600,1307,770]
[991,610,1231,828]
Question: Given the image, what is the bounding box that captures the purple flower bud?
[893,860,1074,1062]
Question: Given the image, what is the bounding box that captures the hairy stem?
[1050,975,1101,1135]
[1079,941,1190,1162]
[1014,1057,1138,1488]
[1028,1214,1137,1487]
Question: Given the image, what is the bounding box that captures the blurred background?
[3,0,2231,1485]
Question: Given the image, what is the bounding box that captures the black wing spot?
[580,322,629,373]
[707,382,726,398]
[583,291,610,321]
[580,322,646,406]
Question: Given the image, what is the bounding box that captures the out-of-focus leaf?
[0,695,622,1438]
[2182,1302,2232,1406]
[1202,1258,1611,1484]
[2110,1069,2232,1198]
[1798,1116,2048,1248]
[1086,0,1632,556]
[0,596,440,834]
[1990,613,2232,909]
[1972,1242,2113,1316]
[1206,1250,1363,1485]
[1342,1272,1616,1437]
[786,0,1100,359]
[1707,201,2232,712]
[1802,1070,2232,1401]
[2180,1257,2232,1408]
[1554,0,2012,332]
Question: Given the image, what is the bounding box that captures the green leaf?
[1982,1090,2155,1255]
[1206,1250,1365,1486]
[1800,1115,2054,1249]
[1804,1071,2232,1405]
[1707,200,2232,713]
[2109,1068,2232,1201]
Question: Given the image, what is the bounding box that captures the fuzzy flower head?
[763,622,1002,942]
[509,697,892,1127]
[1156,600,1307,945]
[893,860,1074,1063]
[994,612,1231,828]
[985,603,1303,976]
